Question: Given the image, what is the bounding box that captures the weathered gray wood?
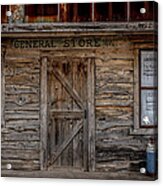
[72,62,83,168]
[40,56,48,170]
[1,160,40,171]
[1,33,157,175]
[2,131,40,141]
[87,58,96,171]
[5,74,39,86]
[96,65,133,83]
[5,113,39,120]
[1,22,156,33]
[51,67,84,109]
[50,120,83,165]
[5,93,39,106]
[5,85,39,94]
[59,59,72,166]
[3,122,39,132]
[1,141,40,150]
[2,149,39,160]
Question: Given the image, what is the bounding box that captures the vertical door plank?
[87,58,96,171]
[57,62,63,166]
[61,61,73,166]
[73,60,83,169]
[40,56,48,170]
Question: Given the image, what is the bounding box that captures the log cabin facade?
[1,1,158,180]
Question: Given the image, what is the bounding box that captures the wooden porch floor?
[1,169,157,181]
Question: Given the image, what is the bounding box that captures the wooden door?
[44,55,95,171]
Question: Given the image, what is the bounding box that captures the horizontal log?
[96,127,130,140]
[95,91,133,100]
[96,63,133,83]
[2,149,39,160]
[5,110,39,114]
[95,83,133,96]
[5,74,39,86]
[95,58,134,67]
[1,141,40,150]
[96,139,147,152]
[96,120,132,130]
[95,46,133,59]
[96,149,146,162]
[5,94,39,106]
[5,119,40,125]
[5,120,40,132]
[1,159,40,171]
[5,58,38,63]
[5,106,40,111]
[5,103,39,111]
[96,106,133,121]
[5,85,39,94]
[96,161,130,172]
[95,98,133,107]
[5,114,39,120]
[96,160,146,173]
[2,131,40,141]
[5,65,39,77]
[5,125,39,134]
[6,48,40,58]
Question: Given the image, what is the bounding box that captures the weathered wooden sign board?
[12,37,127,49]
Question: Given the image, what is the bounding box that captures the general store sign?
[12,37,125,48]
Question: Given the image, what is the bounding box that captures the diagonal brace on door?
[51,67,84,110]
[49,120,83,165]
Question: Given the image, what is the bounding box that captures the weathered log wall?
[94,40,154,172]
[1,47,40,170]
[1,34,156,173]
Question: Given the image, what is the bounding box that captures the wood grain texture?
[1,35,157,176]
[40,57,48,170]
[2,47,40,171]
[94,39,152,173]
[87,58,96,171]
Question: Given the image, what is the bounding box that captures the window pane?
[141,89,158,127]
[140,50,157,87]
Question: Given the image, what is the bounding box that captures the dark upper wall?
[1,1,158,24]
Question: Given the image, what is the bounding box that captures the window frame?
[131,48,158,135]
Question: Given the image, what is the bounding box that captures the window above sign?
[1,2,158,23]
